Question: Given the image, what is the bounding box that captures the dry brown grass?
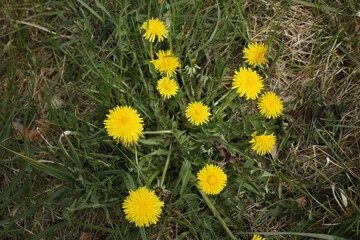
[236,1,360,235]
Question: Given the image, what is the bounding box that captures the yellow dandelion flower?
[151,50,181,77]
[156,76,179,99]
[185,101,211,126]
[232,67,264,100]
[258,92,283,119]
[249,132,276,156]
[156,49,172,59]
[252,234,266,240]
[103,106,144,147]
[123,187,164,227]
[197,164,227,195]
[243,42,268,67]
[141,18,169,42]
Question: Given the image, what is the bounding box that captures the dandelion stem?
[180,74,192,101]
[144,130,172,135]
[134,145,141,185]
[140,228,147,240]
[160,145,172,187]
[214,90,238,116]
[198,188,236,240]
[149,42,154,60]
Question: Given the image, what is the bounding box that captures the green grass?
[1,0,359,239]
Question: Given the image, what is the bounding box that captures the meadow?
[1,0,359,239]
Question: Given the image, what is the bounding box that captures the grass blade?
[1,145,75,182]
[244,231,350,240]
[76,0,104,22]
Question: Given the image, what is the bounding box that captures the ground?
[1,1,359,239]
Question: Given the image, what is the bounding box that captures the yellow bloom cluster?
[102,17,287,230]
[142,18,211,126]
[232,42,283,115]
[231,42,284,155]
[140,18,182,100]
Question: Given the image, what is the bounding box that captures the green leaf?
[1,145,75,182]
[179,159,193,195]
[76,0,104,23]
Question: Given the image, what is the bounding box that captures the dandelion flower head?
[197,164,227,195]
[104,106,144,147]
[249,132,276,156]
[258,92,283,119]
[123,186,164,227]
[151,50,181,77]
[252,234,266,240]
[185,101,211,126]
[232,67,264,100]
[243,42,268,67]
[156,50,173,59]
[156,76,179,99]
[141,18,168,42]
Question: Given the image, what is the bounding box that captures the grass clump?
[1,0,359,239]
